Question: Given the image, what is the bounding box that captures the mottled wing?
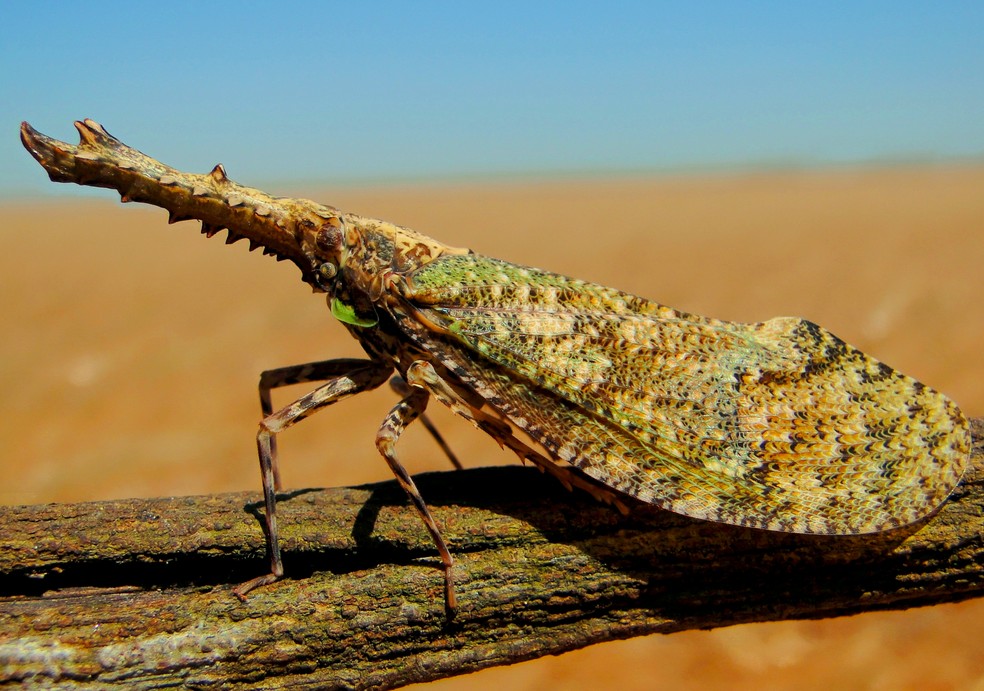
[401,253,969,534]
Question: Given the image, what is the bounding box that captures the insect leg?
[389,375,463,470]
[375,381,458,619]
[234,359,393,600]
[259,358,380,490]
[405,361,630,514]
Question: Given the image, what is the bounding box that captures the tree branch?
[1,418,982,689]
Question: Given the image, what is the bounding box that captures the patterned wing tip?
[726,318,973,535]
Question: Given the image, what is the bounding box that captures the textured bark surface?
[0,418,981,690]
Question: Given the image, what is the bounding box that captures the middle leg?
[374,382,459,618]
[404,360,630,514]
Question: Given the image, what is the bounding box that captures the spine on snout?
[20,119,334,270]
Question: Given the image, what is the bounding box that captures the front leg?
[234,358,393,599]
[258,358,380,490]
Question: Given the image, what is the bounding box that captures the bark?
[1,418,982,690]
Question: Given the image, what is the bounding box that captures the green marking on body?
[331,298,378,328]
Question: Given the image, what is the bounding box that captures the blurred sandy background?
[2,166,982,689]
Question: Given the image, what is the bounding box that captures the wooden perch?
[1,417,982,689]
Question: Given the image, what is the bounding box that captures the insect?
[21,119,970,617]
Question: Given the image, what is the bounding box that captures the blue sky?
[3,2,982,196]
